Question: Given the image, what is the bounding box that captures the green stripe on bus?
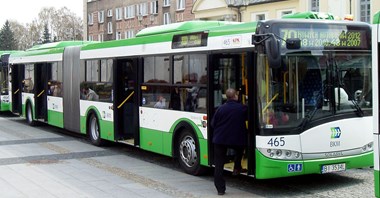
[47,110,64,128]
[140,127,165,155]
[0,102,9,111]
[376,169,380,197]
[255,149,373,179]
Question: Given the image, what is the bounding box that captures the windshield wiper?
[334,61,364,117]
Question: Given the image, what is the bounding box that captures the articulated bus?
[9,42,91,126]
[9,18,373,179]
[373,11,380,197]
[0,51,21,112]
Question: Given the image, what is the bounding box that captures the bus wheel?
[26,103,36,126]
[177,129,205,175]
[88,113,103,146]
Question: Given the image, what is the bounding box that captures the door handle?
[117,91,134,109]
[37,90,45,97]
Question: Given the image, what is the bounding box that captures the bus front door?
[114,59,138,144]
[34,63,48,121]
[208,53,252,175]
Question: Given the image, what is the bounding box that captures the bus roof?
[0,50,22,55]
[26,41,92,52]
[81,21,257,52]
[136,21,236,37]
[374,11,380,24]
[10,41,93,64]
[282,11,335,20]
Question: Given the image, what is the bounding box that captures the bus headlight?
[259,148,303,160]
[362,142,373,152]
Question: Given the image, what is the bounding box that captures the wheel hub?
[179,135,197,168]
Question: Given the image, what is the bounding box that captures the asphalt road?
[0,113,374,197]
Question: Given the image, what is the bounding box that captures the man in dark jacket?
[211,88,247,195]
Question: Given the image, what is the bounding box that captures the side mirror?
[286,38,301,49]
[265,36,281,68]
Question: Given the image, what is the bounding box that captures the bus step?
[118,139,135,146]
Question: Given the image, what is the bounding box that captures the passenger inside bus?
[184,73,199,112]
[83,86,99,101]
[169,85,181,110]
[23,78,34,93]
[154,95,166,109]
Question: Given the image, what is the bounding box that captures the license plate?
[321,163,346,174]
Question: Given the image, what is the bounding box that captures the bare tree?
[5,6,83,49]
[52,7,83,41]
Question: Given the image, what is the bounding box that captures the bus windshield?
[257,52,372,132]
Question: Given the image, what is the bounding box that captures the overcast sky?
[0,0,83,25]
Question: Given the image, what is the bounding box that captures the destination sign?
[172,32,208,49]
[279,27,369,50]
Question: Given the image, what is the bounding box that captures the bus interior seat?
[299,69,322,109]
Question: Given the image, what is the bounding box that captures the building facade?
[85,0,195,41]
[84,0,380,41]
[192,0,379,23]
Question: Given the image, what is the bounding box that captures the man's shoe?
[232,168,247,176]
[218,191,225,195]
[232,169,241,176]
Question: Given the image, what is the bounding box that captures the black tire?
[176,129,206,175]
[88,113,104,146]
[25,103,36,126]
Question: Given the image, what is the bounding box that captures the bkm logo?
[330,127,341,139]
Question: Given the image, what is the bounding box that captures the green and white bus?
[373,10,380,197]
[9,42,91,126]
[0,51,21,112]
[9,18,373,179]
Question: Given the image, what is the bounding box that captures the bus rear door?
[114,58,139,144]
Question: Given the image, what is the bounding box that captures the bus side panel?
[140,127,164,155]
[22,94,34,118]
[47,96,64,128]
[139,107,208,164]
[80,101,114,141]
[0,96,9,111]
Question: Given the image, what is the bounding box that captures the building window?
[107,22,113,34]
[125,30,135,39]
[88,35,94,41]
[310,0,319,12]
[116,31,122,40]
[125,5,135,19]
[177,0,185,10]
[88,13,94,25]
[256,14,265,20]
[98,34,104,42]
[98,10,104,23]
[137,3,148,16]
[277,9,295,18]
[116,7,123,20]
[163,0,170,7]
[164,12,171,24]
[150,1,158,14]
[360,0,370,22]
[107,9,113,17]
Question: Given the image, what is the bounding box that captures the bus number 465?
[267,137,285,147]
